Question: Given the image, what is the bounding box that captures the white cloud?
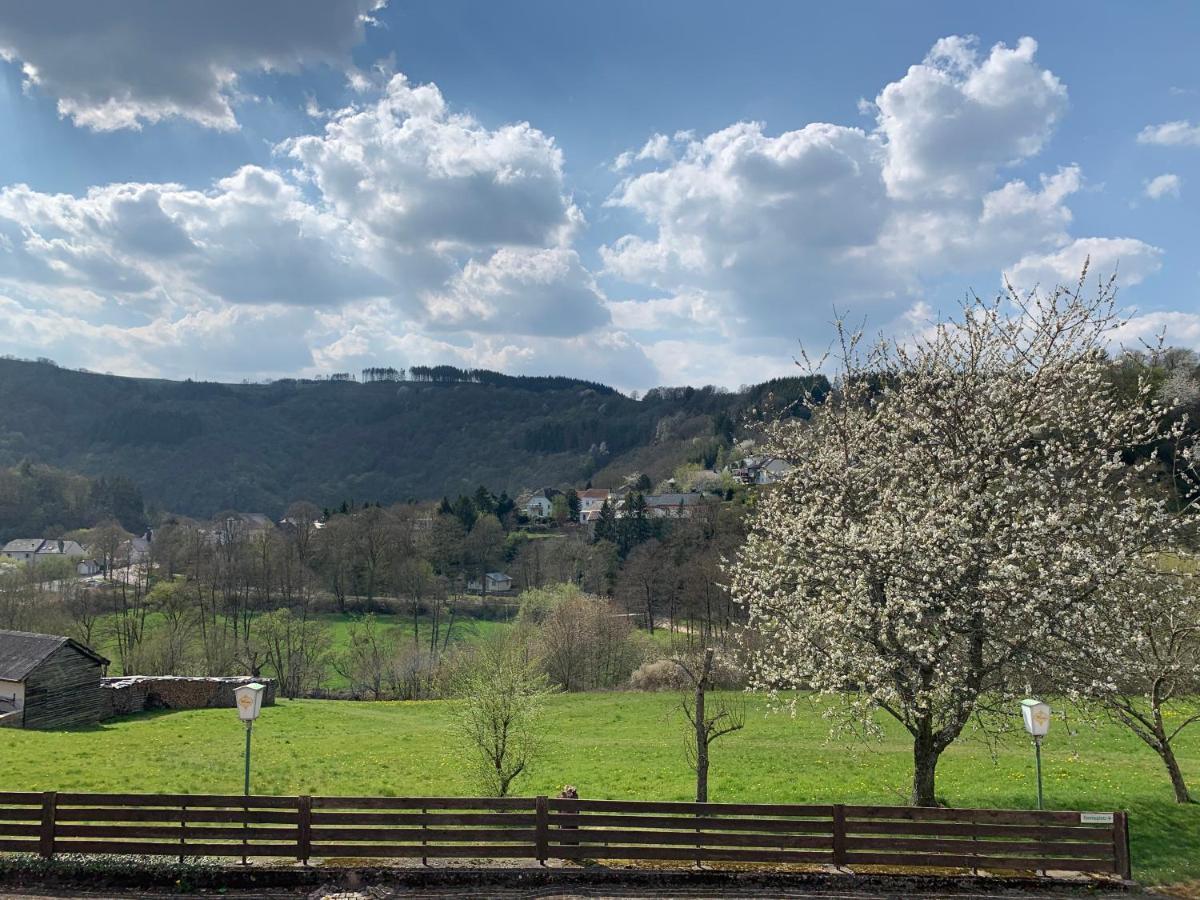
[875,36,1067,200]
[602,35,1172,351]
[1005,237,1163,294]
[0,68,635,386]
[282,74,580,255]
[1110,311,1200,352]
[0,1,384,131]
[0,293,316,380]
[1144,173,1182,200]
[0,32,1184,392]
[609,292,733,335]
[603,120,893,331]
[1137,120,1200,147]
[423,247,609,336]
[0,167,381,310]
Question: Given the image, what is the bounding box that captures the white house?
[76,559,102,577]
[732,456,794,485]
[467,572,514,593]
[754,457,793,484]
[523,488,560,519]
[577,488,611,523]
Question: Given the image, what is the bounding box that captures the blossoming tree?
[730,272,1195,806]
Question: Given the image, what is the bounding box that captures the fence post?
[534,796,549,866]
[297,795,312,866]
[1112,811,1132,881]
[832,804,847,870]
[38,791,57,860]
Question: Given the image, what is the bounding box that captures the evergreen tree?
[454,495,478,531]
[594,499,616,543]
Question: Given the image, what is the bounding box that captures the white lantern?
[234,682,265,722]
[1021,698,1051,738]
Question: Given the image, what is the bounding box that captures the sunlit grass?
[1,692,1196,884]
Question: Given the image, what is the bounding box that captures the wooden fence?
[0,792,1131,879]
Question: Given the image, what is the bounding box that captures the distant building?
[0,629,109,730]
[577,488,611,523]
[120,531,153,565]
[524,488,561,519]
[1,539,86,565]
[732,456,794,485]
[643,493,707,518]
[467,572,514,594]
[76,559,102,577]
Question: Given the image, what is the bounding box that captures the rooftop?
[0,629,110,682]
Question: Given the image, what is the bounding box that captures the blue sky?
[0,1,1197,390]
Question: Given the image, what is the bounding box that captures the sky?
[0,1,1197,392]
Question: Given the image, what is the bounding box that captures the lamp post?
[1020,698,1051,810]
[233,682,264,866]
[234,682,265,794]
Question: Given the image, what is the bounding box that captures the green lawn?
[1,693,1197,884]
[93,608,515,688]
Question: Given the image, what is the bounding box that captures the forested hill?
[0,358,823,519]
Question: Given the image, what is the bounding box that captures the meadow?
[1,692,1197,885]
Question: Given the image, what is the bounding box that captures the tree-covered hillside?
[0,358,823,518]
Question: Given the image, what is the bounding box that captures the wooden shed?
[0,629,109,729]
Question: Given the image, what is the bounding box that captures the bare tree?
[1062,565,1200,803]
[674,648,745,803]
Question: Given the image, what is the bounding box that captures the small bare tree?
[674,649,745,803]
[453,635,550,797]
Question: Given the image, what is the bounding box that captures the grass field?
[92,608,517,688]
[1,692,1197,885]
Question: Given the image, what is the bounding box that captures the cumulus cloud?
[0,32,1183,392]
[1110,311,1200,351]
[1143,173,1182,200]
[1137,120,1200,147]
[423,247,609,336]
[282,74,580,253]
[0,167,381,309]
[874,36,1067,200]
[1005,237,1163,294]
[603,35,1162,344]
[0,68,628,385]
[0,0,384,130]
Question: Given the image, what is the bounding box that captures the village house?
[467,572,514,594]
[577,488,611,523]
[643,492,707,518]
[732,456,794,485]
[1,538,87,565]
[0,629,109,730]
[120,531,153,565]
[523,488,561,519]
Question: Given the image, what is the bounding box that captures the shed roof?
[0,629,110,681]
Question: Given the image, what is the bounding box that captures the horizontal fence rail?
[0,792,1131,879]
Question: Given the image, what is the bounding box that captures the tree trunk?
[911,722,940,807]
[695,676,708,803]
[1159,741,1193,804]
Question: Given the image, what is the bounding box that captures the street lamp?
[1020,698,1051,810]
[234,682,265,796]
